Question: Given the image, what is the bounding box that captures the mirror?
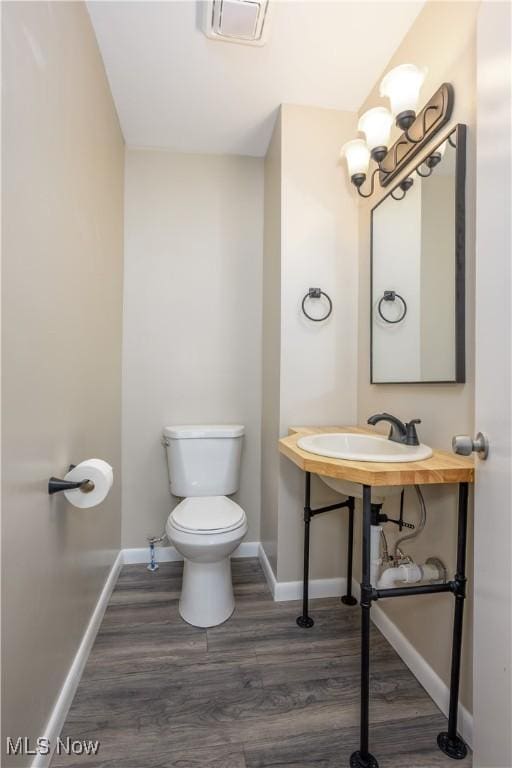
[371,124,466,384]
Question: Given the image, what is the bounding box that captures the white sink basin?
[320,476,401,502]
[297,432,433,463]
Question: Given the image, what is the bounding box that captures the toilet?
[163,424,247,627]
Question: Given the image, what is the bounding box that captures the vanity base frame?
[296,472,356,628]
[352,481,469,768]
[279,426,474,766]
[437,732,469,760]
[349,750,379,768]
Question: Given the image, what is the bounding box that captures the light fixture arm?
[403,103,441,144]
[390,176,414,200]
[353,165,412,202]
[352,167,382,199]
[390,187,407,201]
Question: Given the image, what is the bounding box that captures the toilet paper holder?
[48,465,95,495]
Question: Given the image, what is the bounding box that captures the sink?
[297,432,432,503]
[319,475,402,502]
[297,432,433,463]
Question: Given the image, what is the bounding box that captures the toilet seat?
[170,496,245,535]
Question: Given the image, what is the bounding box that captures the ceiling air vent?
[202,0,271,46]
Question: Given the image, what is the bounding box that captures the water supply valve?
[147,532,166,572]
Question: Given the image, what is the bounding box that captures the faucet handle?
[405,419,421,446]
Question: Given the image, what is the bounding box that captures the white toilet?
[163,424,248,628]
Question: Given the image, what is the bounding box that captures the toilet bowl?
[165,495,247,627]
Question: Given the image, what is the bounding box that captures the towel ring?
[377,290,407,324]
[301,288,333,322]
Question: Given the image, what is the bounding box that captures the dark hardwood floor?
[52,558,472,768]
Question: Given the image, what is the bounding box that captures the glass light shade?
[358,107,393,151]
[340,139,370,177]
[379,63,428,117]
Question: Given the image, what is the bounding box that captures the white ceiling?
[88,0,425,157]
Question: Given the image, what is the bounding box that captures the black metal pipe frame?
[342,497,358,607]
[350,482,470,768]
[296,472,356,628]
[437,482,469,760]
[350,485,378,768]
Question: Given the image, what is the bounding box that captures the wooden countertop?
[279,426,474,487]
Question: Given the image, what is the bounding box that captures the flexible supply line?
[147,531,167,572]
[392,485,427,558]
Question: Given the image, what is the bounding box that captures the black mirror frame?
[370,123,467,385]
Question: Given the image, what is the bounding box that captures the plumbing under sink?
[297,432,433,463]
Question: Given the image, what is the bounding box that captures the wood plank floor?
[52,558,472,768]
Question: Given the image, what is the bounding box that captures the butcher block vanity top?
[279,426,474,487]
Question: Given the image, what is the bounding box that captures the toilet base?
[179,557,235,627]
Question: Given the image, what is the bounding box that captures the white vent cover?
[202,0,271,46]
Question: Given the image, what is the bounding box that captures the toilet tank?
[163,425,244,497]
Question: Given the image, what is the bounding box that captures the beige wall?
[122,150,263,547]
[261,114,282,574]
[356,1,479,712]
[1,2,124,764]
[262,105,359,582]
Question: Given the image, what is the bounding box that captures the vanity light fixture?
[341,112,413,200]
[341,62,454,198]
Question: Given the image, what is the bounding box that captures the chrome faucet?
[367,412,421,446]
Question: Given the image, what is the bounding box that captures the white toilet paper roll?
[63,459,114,509]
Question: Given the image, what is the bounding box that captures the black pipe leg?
[350,485,379,768]
[342,497,358,606]
[438,482,469,760]
[297,472,314,628]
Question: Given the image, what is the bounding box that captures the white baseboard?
[257,543,347,601]
[122,540,260,566]
[258,543,277,597]
[275,576,347,602]
[121,545,182,565]
[31,551,123,768]
[350,580,474,748]
[232,540,260,558]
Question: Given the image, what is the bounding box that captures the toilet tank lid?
[163,424,245,439]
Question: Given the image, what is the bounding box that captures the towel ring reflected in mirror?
[377,290,407,324]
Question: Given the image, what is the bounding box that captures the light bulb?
[340,139,370,179]
[380,64,427,127]
[358,107,393,157]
